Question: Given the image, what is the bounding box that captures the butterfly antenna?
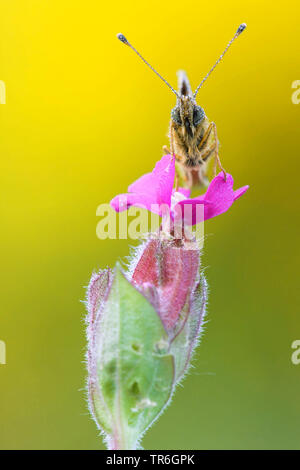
[117,33,180,99]
[194,23,247,98]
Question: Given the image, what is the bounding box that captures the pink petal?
[152,154,175,176]
[204,172,234,204]
[234,185,249,201]
[173,187,191,198]
[155,155,175,206]
[110,193,160,214]
[173,198,210,225]
[174,173,249,224]
[200,172,235,220]
[111,155,175,215]
[128,173,159,202]
[128,154,175,207]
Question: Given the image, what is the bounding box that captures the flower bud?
[129,235,207,383]
[130,238,201,332]
[86,265,174,450]
[86,235,207,448]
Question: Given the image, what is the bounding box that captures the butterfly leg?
[169,122,176,155]
[197,123,213,151]
[197,122,226,180]
[163,146,182,190]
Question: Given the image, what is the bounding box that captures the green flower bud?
[86,265,174,450]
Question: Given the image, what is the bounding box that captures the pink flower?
[110,155,249,225]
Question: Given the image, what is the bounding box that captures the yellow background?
[0,0,299,449]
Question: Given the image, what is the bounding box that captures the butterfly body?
[165,71,223,188]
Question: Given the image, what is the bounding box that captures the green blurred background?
[0,0,299,449]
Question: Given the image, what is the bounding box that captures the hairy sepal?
[87,265,174,450]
